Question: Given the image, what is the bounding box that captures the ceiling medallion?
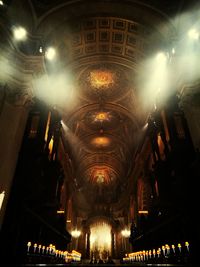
[94,112,110,122]
[79,64,129,101]
[88,167,115,185]
[90,70,115,89]
[91,137,110,147]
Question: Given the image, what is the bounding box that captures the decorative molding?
[178,80,200,110]
[0,47,46,108]
[0,83,33,108]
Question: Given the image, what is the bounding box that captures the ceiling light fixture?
[45,47,56,60]
[71,229,81,238]
[13,26,27,41]
[121,229,130,237]
[39,46,43,53]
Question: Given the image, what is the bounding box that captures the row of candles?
[27,242,64,257]
[26,242,81,262]
[123,241,190,263]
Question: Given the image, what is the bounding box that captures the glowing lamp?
[138,210,148,214]
[45,47,56,60]
[71,229,81,238]
[57,210,65,214]
[121,229,130,237]
[0,1,4,6]
[13,26,27,41]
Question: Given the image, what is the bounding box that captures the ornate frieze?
[0,47,46,107]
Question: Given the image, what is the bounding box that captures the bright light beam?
[156,52,167,64]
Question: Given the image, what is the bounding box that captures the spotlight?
[13,26,27,41]
[188,28,199,40]
[0,1,3,6]
[39,46,43,53]
[45,47,56,60]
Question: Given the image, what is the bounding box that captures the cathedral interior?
[0,0,200,265]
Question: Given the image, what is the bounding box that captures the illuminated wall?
[90,221,112,259]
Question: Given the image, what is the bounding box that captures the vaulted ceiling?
[7,0,199,222]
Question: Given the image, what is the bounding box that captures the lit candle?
[157,249,161,258]
[146,251,148,260]
[27,241,31,253]
[143,250,145,261]
[38,244,41,253]
[42,246,45,254]
[185,241,189,252]
[178,243,181,253]
[172,244,175,254]
[149,250,151,259]
[52,245,55,255]
[49,244,52,254]
[162,245,165,257]
[33,243,37,253]
[153,249,156,257]
[165,244,170,255]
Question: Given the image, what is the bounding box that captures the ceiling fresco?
[77,64,130,102]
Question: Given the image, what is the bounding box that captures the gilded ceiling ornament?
[91,137,110,147]
[94,112,110,122]
[87,167,116,185]
[90,70,115,89]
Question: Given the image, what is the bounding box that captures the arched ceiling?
[19,0,197,220]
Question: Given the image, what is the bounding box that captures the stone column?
[0,50,46,229]
[0,86,33,229]
[111,230,115,258]
[179,85,200,151]
[86,230,90,259]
